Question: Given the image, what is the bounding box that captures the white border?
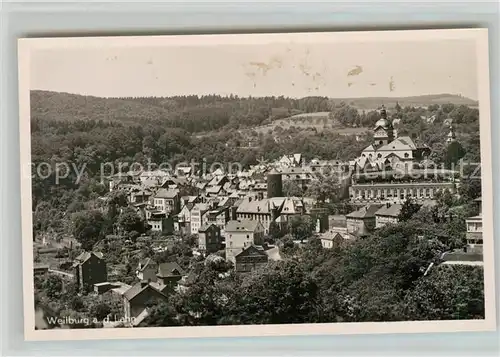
[17,28,497,342]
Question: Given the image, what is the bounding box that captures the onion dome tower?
[446,124,456,143]
[373,105,394,146]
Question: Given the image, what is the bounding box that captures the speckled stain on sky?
[347,65,363,76]
[389,76,396,92]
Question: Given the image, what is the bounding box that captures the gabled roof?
[206,185,223,194]
[362,144,376,153]
[123,281,167,301]
[196,181,208,189]
[157,262,185,278]
[73,251,104,266]
[180,202,195,212]
[346,204,383,219]
[137,258,157,271]
[236,198,272,214]
[213,168,225,176]
[192,203,209,213]
[235,244,269,259]
[319,231,344,241]
[377,136,417,152]
[154,188,179,199]
[198,223,219,232]
[375,203,403,217]
[182,195,198,203]
[225,219,263,233]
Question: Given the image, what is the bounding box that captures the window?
[246,235,249,239]
[379,141,383,145]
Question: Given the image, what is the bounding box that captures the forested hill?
[30,90,478,133]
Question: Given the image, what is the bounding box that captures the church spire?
[380,104,387,119]
[446,124,456,143]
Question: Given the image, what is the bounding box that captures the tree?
[43,275,63,299]
[282,180,303,197]
[306,174,341,203]
[444,141,466,169]
[458,178,482,202]
[106,190,129,224]
[117,207,145,234]
[223,260,320,325]
[143,301,179,327]
[288,215,315,242]
[69,296,85,311]
[404,265,484,320]
[268,221,283,240]
[89,302,112,321]
[398,198,421,222]
[71,210,107,251]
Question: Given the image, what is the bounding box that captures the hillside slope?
[331,94,478,110]
[30,90,478,129]
[30,90,174,125]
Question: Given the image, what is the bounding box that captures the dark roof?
[73,251,104,266]
[123,282,167,301]
[157,262,185,278]
[346,204,383,219]
[198,223,218,232]
[235,244,268,258]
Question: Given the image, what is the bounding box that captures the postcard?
[18,28,496,341]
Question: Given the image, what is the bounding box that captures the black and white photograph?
[18,29,495,340]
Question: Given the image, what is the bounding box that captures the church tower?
[373,105,394,147]
[446,124,456,143]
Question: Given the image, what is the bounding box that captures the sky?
[30,36,478,100]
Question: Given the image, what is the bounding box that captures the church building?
[348,105,456,203]
[352,105,431,172]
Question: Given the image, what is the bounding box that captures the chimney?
[141,279,150,288]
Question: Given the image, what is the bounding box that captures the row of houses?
[317,202,403,248]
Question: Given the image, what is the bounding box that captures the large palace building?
[348,105,457,203]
